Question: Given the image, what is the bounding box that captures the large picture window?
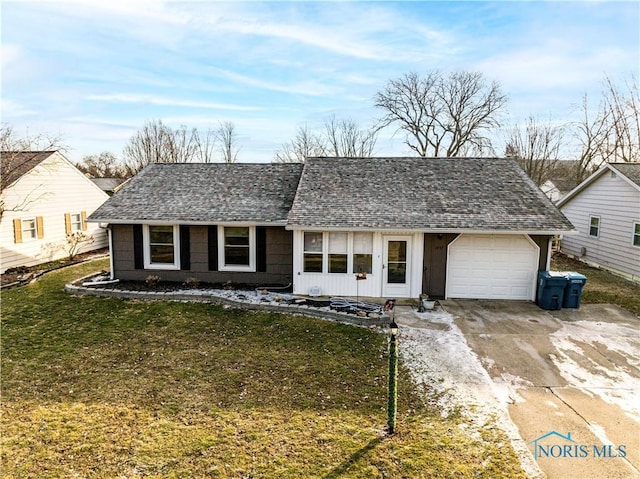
[143,224,180,269]
[218,226,256,271]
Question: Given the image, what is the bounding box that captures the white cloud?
[85,93,263,112]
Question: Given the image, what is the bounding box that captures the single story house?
[1,151,110,273]
[557,162,640,283]
[89,157,575,300]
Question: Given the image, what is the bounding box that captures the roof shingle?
[286,157,574,231]
[610,162,640,187]
[90,163,304,223]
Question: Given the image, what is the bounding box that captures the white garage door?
[446,234,539,300]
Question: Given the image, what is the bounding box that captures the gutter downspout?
[107,225,115,281]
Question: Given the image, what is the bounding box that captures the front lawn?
[1,260,526,478]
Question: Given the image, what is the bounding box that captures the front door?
[382,236,412,297]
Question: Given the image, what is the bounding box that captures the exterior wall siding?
[560,172,640,281]
[0,153,109,272]
[111,224,293,286]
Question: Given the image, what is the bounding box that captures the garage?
[446,234,539,300]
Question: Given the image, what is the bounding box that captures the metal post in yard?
[387,318,398,434]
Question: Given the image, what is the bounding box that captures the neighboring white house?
[0,151,109,273]
[557,162,640,283]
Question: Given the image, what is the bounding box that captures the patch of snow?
[549,320,640,421]
[399,311,543,479]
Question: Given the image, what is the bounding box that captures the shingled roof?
[286,157,575,232]
[0,151,56,189]
[89,163,303,224]
[611,162,640,187]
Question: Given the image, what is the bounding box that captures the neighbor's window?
[633,222,640,247]
[22,218,37,240]
[353,232,373,274]
[218,226,256,271]
[303,232,323,272]
[70,213,82,232]
[328,232,348,273]
[144,225,179,269]
[589,216,600,237]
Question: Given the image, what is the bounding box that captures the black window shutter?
[180,225,190,270]
[133,224,143,269]
[256,226,267,272]
[208,225,218,271]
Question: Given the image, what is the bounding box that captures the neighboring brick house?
[90,157,575,300]
[558,162,640,283]
[1,151,109,272]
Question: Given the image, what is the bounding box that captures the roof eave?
[88,218,290,227]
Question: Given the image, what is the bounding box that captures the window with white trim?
[302,232,374,275]
[303,232,323,272]
[22,218,37,240]
[328,232,348,273]
[589,216,600,237]
[70,213,82,232]
[633,222,640,247]
[353,232,373,274]
[143,225,180,269]
[218,226,256,271]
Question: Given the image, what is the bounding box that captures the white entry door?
[382,236,412,298]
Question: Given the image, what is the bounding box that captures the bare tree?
[375,70,508,157]
[122,119,224,173]
[274,124,327,163]
[574,74,640,181]
[324,116,378,158]
[504,116,565,186]
[217,121,239,163]
[75,151,129,178]
[0,125,66,219]
[273,117,378,162]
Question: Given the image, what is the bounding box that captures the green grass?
[1,260,526,478]
[551,253,640,316]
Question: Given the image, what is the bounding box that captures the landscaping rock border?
[65,278,391,329]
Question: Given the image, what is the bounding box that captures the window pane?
[150,244,174,263]
[23,219,37,238]
[387,262,406,283]
[590,217,599,227]
[329,232,348,254]
[387,241,407,262]
[329,254,347,273]
[225,246,250,265]
[225,227,249,240]
[354,254,372,274]
[353,232,372,253]
[150,226,174,244]
[304,232,323,252]
[303,253,323,272]
[589,226,598,237]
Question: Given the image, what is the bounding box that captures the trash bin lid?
[565,272,587,280]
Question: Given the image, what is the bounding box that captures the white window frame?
[217,225,256,272]
[21,217,38,241]
[70,213,83,233]
[633,222,640,248]
[143,224,180,270]
[301,231,375,276]
[589,215,600,238]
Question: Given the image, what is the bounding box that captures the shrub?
[145,275,161,288]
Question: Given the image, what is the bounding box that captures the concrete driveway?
[397,300,639,479]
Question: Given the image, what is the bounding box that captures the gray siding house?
[90,157,575,300]
[558,162,640,283]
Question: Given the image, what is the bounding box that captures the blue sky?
[2,1,638,164]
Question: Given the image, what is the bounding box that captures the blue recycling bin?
[537,271,567,310]
[562,272,587,308]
